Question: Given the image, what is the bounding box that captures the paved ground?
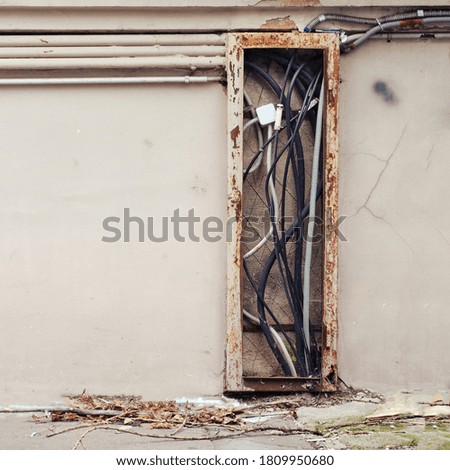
[1,390,450,450]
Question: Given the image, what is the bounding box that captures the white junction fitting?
[244,124,278,260]
[243,309,297,377]
[0,76,223,86]
[302,81,325,352]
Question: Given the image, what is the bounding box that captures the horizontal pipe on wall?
[0,34,226,47]
[0,45,226,58]
[0,55,226,69]
[346,32,450,42]
[0,75,224,85]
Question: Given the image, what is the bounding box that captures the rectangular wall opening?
[226,33,339,393]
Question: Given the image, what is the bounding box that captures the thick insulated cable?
[244,51,324,376]
[304,13,379,31]
[243,259,297,376]
[243,309,297,377]
[302,81,324,352]
[244,125,278,260]
[244,90,264,174]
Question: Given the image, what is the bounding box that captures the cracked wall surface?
[338,39,450,392]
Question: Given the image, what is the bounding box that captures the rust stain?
[237,32,333,51]
[227,329,240,355]
[260,16,297,31]
[320,36,339,392]
[225,34,244,393]
[280,0,320,5]
[229,58,240,96]
[399,18,424,29]
[228,183,242,226]
[230,125,240,149]
[257,0,320,5]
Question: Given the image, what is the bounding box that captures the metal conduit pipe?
[0,34,226,47]
[0,76,224,85]
[342,16,450,52]
[305,10,450,32]
[0,45,226,58]
[345,32,450,42]
[0,55,226,70]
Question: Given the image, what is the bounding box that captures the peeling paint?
[230,125,240,149]
[225,33,244,393]
[254,0,320,6]
[399,18,424,29]
[260,15,297,31]
[280,0,321,5]
[321,38,340,392]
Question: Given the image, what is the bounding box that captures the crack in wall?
[363,206,415,253]
[347,124,414,253]
[425,142,436,171]
[436,228,450,247]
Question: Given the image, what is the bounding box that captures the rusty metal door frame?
[225,32,339,393]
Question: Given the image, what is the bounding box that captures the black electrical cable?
[256,53,320,373]
[263,106,313,372]
[279,71,322,367]
[245,60,303,310]
[243,260,296,376]
[256,185,324,376]
[243,50,324,376]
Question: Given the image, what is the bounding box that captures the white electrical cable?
[243,117,259,131]
[243,90,264,174]
[244,124,278,260]
[243,309,297,377]
[302,81,325,352]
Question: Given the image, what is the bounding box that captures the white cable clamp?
[417,9,424,17]
[274,103,283,131]
[376,17,384,31]
[318,15,326,22]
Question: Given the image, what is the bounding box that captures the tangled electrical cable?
[304,9,450,52]
[243,50,324,378]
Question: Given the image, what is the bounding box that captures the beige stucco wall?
[0,84,227,403]
[338,39,450,392]
[0,5,449,403]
